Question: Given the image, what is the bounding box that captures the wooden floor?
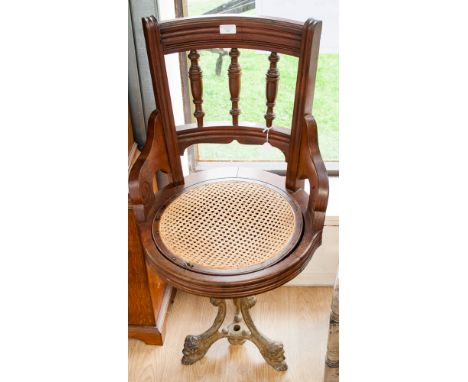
[129,287,332,382]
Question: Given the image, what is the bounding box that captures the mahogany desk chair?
[129,15,329,371]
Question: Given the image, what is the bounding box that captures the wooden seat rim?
[141,168,324,298]
[152,177,304,276]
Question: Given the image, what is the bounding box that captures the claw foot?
[259,340,287,371]
[181,335,207,365]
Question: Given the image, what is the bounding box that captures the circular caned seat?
[152,179,303,276]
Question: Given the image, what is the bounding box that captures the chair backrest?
[142,15,322,191]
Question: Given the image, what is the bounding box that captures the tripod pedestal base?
[181,296,287,371]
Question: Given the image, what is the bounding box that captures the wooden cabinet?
[128,110,173,345]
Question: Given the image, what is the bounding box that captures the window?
[175,0,339,174]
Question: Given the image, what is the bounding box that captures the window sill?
[191,160,338,176]
[181,155,339,221]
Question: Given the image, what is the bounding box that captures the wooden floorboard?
[128,286,333,382]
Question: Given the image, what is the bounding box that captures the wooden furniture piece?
[128,109,173,345]
[324,275,339,381]
[129,15,329,370]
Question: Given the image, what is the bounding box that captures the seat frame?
[129,15,329,299]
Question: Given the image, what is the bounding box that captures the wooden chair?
[129,15,329,371]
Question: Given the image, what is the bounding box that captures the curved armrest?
[128,110,172,219]
[298,114,329,231]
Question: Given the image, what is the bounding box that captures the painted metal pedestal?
[181,296,287,371]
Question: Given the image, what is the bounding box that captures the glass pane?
[185,0,338,162]
[188,0,226,15]
[197,141,286,161]
[188,0,256,16]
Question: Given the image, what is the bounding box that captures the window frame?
[175,0,339,177]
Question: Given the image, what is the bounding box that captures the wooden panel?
[128,108,173,345]
[128,285,174,346]
[128,206,156,326]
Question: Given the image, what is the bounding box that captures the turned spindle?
[188,50,205,127]
[264,52,280,127]
[228,48,241,126]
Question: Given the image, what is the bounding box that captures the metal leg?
[181,296,287,371]
[238,296,287,371]
[181,298,227,365]
[226,298,247,345]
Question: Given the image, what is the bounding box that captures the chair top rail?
[158,15,306,57]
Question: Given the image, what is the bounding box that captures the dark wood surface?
[130,15,329,299]
[157,15,304,56]
[188,49,205,127]
[143,16,184,186]
[175,121,291,159]
[128,109,174,345]
[286,18,322,191]
[265,52,279,127]
[228,48,241,125]
[128,202,155,327]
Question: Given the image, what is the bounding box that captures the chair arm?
[128,110,172,219]
[298,114,329,232]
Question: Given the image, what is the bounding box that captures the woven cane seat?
[152,178,303,276]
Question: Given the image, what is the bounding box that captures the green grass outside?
[186,1,338,162]
[188,0,256,16]
[195,50,339,161]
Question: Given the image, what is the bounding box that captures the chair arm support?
[128,110,172,219]
[298,114,329,231]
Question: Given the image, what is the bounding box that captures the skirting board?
[286,217,339,286]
